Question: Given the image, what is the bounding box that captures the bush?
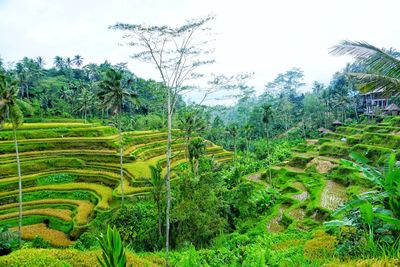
[0,227,19,256]
[109,202,159,252]
[31,235,51,248]
[73,231,99,250]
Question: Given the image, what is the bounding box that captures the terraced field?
[0,121,232,245]
[250,117,400,232]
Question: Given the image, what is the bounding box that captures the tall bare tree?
[110,15,215,265]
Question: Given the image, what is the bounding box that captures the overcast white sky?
[1,0,399,104]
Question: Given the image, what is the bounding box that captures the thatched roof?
[332,120,343,126]
[385,103,400,111]
[318,127,330,133]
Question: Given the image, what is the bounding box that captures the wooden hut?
[384,103,400,116]
[332,120,343,127]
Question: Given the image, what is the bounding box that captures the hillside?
[0,120,232,246]
[242,117,400,254]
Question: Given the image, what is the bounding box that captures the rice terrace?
[0,0,399,266]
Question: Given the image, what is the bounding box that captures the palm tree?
[226,123,238,159]
[330,41,400,95]
[36,57,45,68]
[188,138,206,176]
[147,163,164,239]
[98,69,139,207]
[262,104,273,184]
[178,110,205,162]
[65,57,73,68]
[54,56,64,69]
[77,88,94,123]
[243,123,254,153]
[73,55,83,67]
[0,73,24,247]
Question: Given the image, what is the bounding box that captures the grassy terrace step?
[288,153,316,168]
[0,149,117,161]
[0,248,164,266]
[122,130,184,149]
[0,208,73,222]
[12,223,73,247]
[357,132,400,148]
[0,171,123,193]
[335,126,365,135]
[0,139,117,154]
[272,165,305,174]
[2,122,98,130]
[352,144,398,164]
[134,142,188,160]
[0,214,73,234]
[0,158,135,179]
[319,142,350,158]
[363,125,400,134]
[0,183,113,210]
[0,152,121,165]
[0,199,93,225]
[0,126,117,140]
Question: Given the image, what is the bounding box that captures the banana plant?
[97,225,130,267]
[325,152,400,239]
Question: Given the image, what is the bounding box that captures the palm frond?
[348,73,400,95]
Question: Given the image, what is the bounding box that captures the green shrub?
[73,231,99,250]
[0,226,19,256]
[108,202,159,252]
[31,235,51,248]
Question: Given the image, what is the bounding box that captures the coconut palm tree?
[226,123,238,159]
[178,110,206,161]
[243,123,254,153]
[73,55,83,67]
[65,57,73,68]
[147,163,164,239]
[98,69,139,206]
[53,56,64,69]
[188,138,206,176]
[262,103,273,184]
[0,73,24,247]
[330,41,400,95]
[36,57,45,68]
[77,88,94,123]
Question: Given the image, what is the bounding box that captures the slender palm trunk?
[233,136,237,159]
[265,124,272,185]
[118,114,124,207]
[165,90,172,267]
[13,126,23,247]
[157,200,162,238]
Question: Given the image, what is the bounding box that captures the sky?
[1,0,399,105]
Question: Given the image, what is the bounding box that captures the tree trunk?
[265,124,272,185]
[13,125,23,247]
[233,136,237,159]
[157,200,162,238]
[165,89,172,267]
[118,114,124,207]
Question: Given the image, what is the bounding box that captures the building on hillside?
[361,88,398,115]
[361,88,389,114]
